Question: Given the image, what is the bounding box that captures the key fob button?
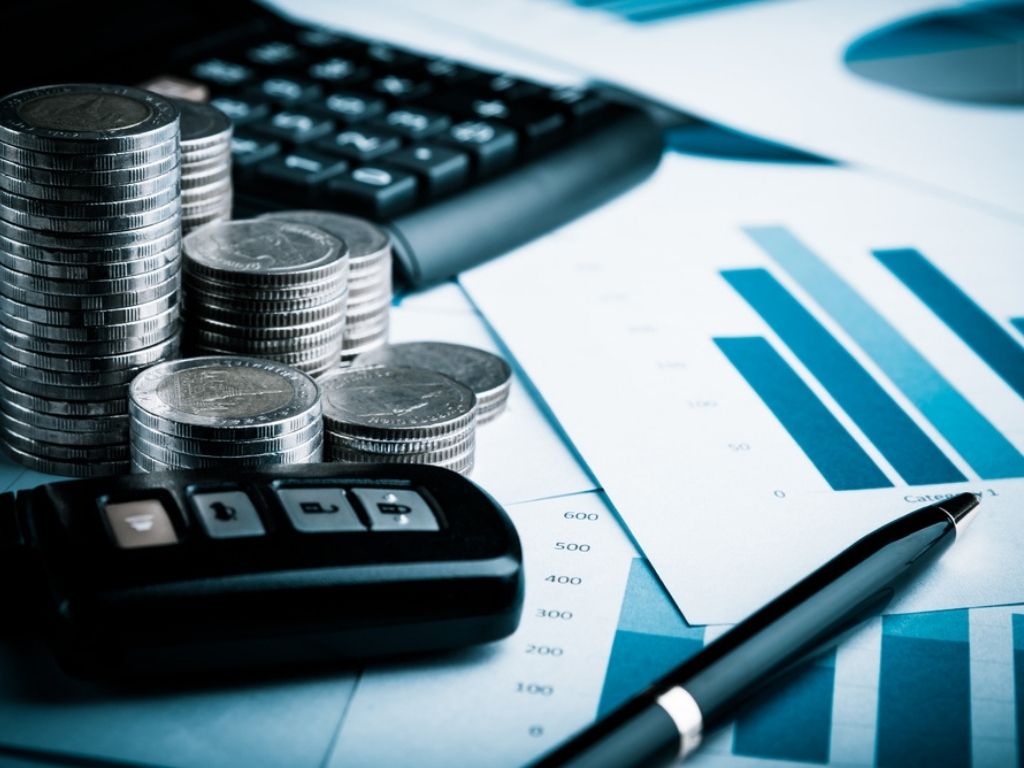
[352,488,440,532]
[191,490,266,539]
[276,486,366,532]
[102,499,179,549]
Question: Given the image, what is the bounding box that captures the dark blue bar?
[599,559,704,715]
[715,337,891,490]
[875,249,1024,400]
[722,269,966,486]
[1014,614,1024,768]
[876,610,971,768]
[1012,318,1024,337]
[733,651,835,764]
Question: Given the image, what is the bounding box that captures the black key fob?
[0,463,523,678]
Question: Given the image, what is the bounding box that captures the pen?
[533,492,980,768]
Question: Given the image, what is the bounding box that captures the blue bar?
[733,651,835,764]
[876,610,971,768]
[876,249,1024,400]
[599,559,704,715]
[1012,318,1024,337]
[722,269,967,485]
[1014,614,1024,768]
[747,226,1024,479]
[715,337,891,490]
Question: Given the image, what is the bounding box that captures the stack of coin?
[321,366,477,475]
[0,84,182,477]
[259,211,391,361]
[128,356,323,472]
[182,219,348,378]
[176,99,232,234]
[354,342,512,424]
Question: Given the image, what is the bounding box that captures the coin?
[0,168,181,202]
[0,396,128,433]
[354,342,512,424]
[0,270,179,311]
[3,441,127,477]
[0,410,127,447]
[0,211,180,248]
[0,153,180,186]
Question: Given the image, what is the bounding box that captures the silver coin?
[0,168,181,202]
[0,332,178,372]
[180,193,233,216]
[3,440,127,477]
[183,219,348,286]
[0,318,179,356]
[340,337,390,361]
[174,98,232,144]
[181,211,231,234]
[0,153,180,187]
[189,344,341,373]
[0,303,178,341]
[1,424,128,461]
[0,197,180,233]
[345,301,390,328]
[130,418,321,457]
[0,270,179,311]
[184,311,344,341]
[1,396,128,434]
[181,166,231,191]
[320,365,476,440]
[131,430,322,466]
[182,271,345,302]
[186,285,347,314]
[325,427,473,456]
[354,342,512,406]
[0,247,178,280]
[343,316,390,342]
[258,210,390,262]
[0,379,127,417]
[0,137,179,171]
[129,440,321,473]
[0,211,180,249]
[189,293,346,328]
[188,326,343,354]
[129,356,321,435]
[0,259,179,296]
[0,290,177,326]
[0,185,178,219]
[0,409,126,446]
[180,143,233,165]
[476,398,510,425]
[181,178,232,201]
[326,439,474,467]
[0,84,179,153]
[0,354,149,391]
[0,229,180,263]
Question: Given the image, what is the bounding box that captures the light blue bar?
[747,226,1024,479]
[877,610,971,768]
[722,269,967,486]
[715,337,891,490]
[876,248,1024,400]
[732,651,835,764]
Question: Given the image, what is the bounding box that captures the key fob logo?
[300,501,341,515]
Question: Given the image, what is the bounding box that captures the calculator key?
[252,111,334,144]
[257,150,349,200]
[191,59,253,88]
[296,28,352,50]
[380,145,469,198]
[351,488,440,532]
[438,120,518,175]
[231,133,281,178]
[327,165,418,218]
[247,77,321,107]
[546,86,608,122]
[496,99,567,147]
[103,499,179,549]
[247,41,304,67]
[308,57,370,86]
[314,127,401,162]
[315,92,386,124]
[372,107,450,140]
[364,43,424,70]
[191,490,266,540]
[371,75,433,102]
[420,58,484,85]
[478,74,543,100]
[209,95,270,127]
[275,487,365,533]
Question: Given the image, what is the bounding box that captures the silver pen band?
[656,687,704,760]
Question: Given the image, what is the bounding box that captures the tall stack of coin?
[128,357,323,472]
[0,84,182,477]
[259,211,391,361]
[321,366,477,475]
[175,99,232,234]
[182,219,348,378]
[354,342,513,424]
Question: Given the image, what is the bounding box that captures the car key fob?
[0,463,523,678]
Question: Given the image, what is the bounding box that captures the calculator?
[3,0,664,287]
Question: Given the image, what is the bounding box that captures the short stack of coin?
[259,211,391,361]
[176,99,233,234]
[182,219,349,378]
[0,84,182,476]
[321,366,477,475]
[354,342,512,425]
[128,356,323,472]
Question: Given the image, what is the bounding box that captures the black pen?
[533,493,980,768]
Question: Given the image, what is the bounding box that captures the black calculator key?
[479,74,544,100]
[364,43,424,70]
[315,92,386,124]
[421,58,484,85]
[296,28,352,50]
[438,120,518,175]
[246,40,304,67]
[247,77,322,106]
[251,110,334,144]
[275,486,366,533]
[209,95,270,127]
[257,150,349,200]
[380,144,469,198]
[102,498,179,549]
[315,127,402,162]
[327,165,418,218]
[497,99,567,147]
[371,74,433,102]
[372,107,450,140]
[191,490,266,539]
[308,57,371,86]
[190,58,254,88]
[547,86,609,122]
[351,488,440,532]
[230,133,281,178]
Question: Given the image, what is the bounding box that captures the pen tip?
[937,493,980,532]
